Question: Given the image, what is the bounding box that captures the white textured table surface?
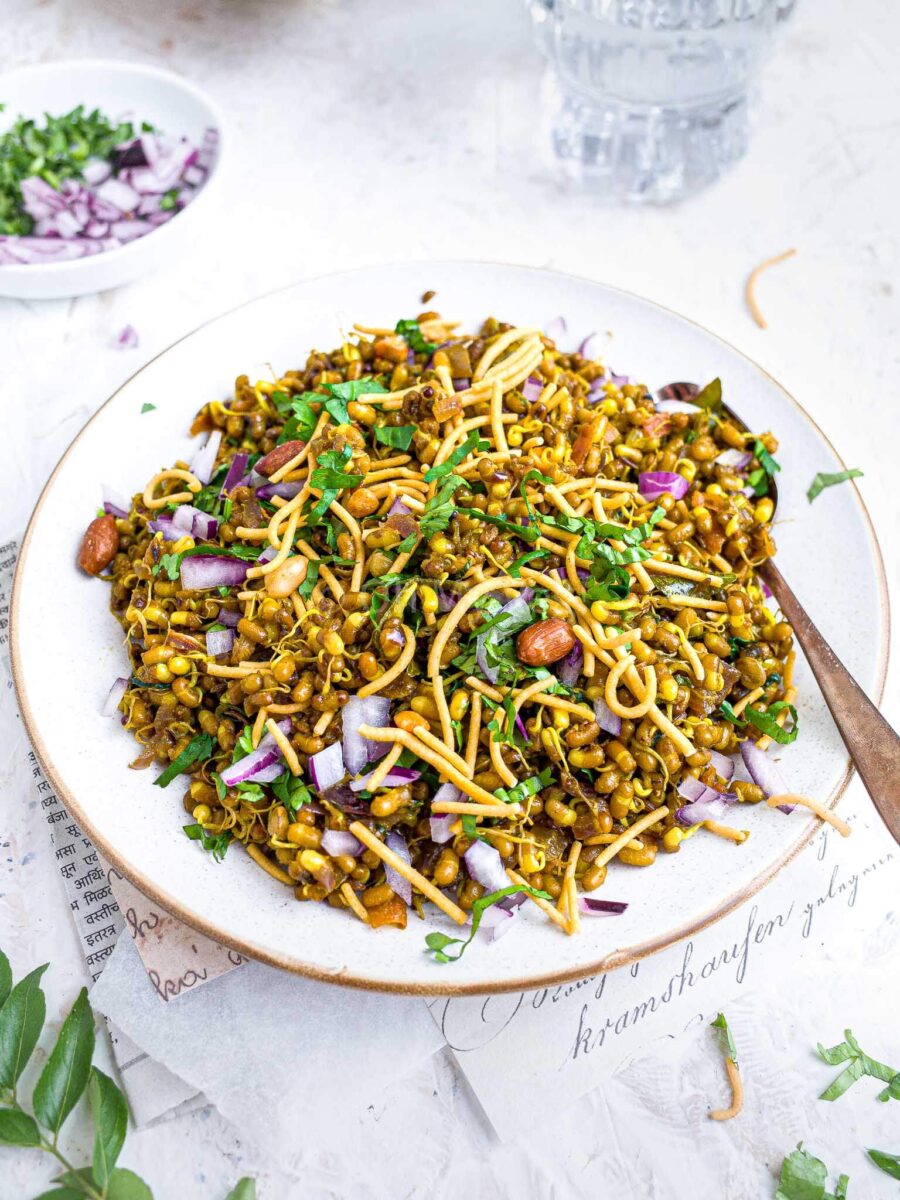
[2,1,900,1197]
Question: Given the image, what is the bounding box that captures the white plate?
[11,263,889,994]
[0,60,225,300]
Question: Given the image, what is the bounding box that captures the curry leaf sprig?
[0,947,255,1199]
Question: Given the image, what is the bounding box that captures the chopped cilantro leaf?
[807,469,863,503]
[375,424,415,451]
[272,770,312,818]
[424,432,489,481]
[711,1012,738,1065]
[424,883,551,963]
[395,317,437,355]
[141,402,156,414]
[867,1150,900,1181]
[183,823,231,862]
[154,732,214,788]
[419,474,466,538]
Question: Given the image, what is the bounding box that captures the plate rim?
[11,260,891,996]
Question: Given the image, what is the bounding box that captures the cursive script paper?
[431,792,897,1140]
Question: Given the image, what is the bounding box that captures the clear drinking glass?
[527,0,793,204]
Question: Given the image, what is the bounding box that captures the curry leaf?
[105,1167,155,1199]
[0,963,48,1089]
[33,987,95,1135]
[225,1179,258,1200]
[89,1067,129,1188]
[0,949,11,1009]
[0,1107,41,1146]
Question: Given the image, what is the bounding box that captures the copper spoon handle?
[760,560,900,843]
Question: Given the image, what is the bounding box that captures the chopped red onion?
[578,332,602,359]
[609,370,630,388]
[544,316,567,345]
[521,376,543,403]
[675,795,732,826]
[578,898,628,916]
[148,515,179,540]
[638,471,690,502]
[430,813,456,844]
[342,695,391,775]
[475,594,532,685]
[115,324,138,349]
[388,498,411,517]
[349,766,420,793]
[557,640,583,687]
[741,738,792,811]
[219,720,292,787]
[715,448,752,469]
[477,904,520,942]
[94,177,140,213]
[82,158,112,186]
[708,749,736,781]
[593,696,622,736]
[102,676,128,718]
[321,830,364,858]
[464,840,510,894]
[205,628,234,657]
[216,608,241,627]
[179,555,250,590]
[189,430,222,485]
[217,452,249,497]
[256,480,302,502]
[102,484,130,519]
[384,831,412,905]
[308,741,345,792]
[434,782,462,808]
[257,544,277,565]
[452,377,470,391]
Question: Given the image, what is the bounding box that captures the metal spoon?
[659,383,900,843]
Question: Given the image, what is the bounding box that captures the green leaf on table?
[0,1107,41,1146]
[225,1179,258,1200]
[807,469,863,503]
[775,1143,832,1200]
[140,403,156,415]
[105,1167,155,1199]
[89,1067,129,1188]
[152,732,214,788]
[0,963,48,1089]
[816,1028,899,1101]
[33,1188,85,1199]
[32,987,95,1134]
[711,1012,738,1065]
[0,949,11,1008]
[867,1149,900,1181]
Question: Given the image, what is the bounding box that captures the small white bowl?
[0,59,225,300]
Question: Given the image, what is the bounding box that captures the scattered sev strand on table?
[745,248,796,330]
[709,1056,743,1121]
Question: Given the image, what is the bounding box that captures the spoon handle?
[760,561,900,843]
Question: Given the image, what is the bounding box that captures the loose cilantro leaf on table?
[153,732,214,788]
[816,1028,900,1101]
[867,1149,900,1181]
[807,469,863,503]
[711,1012,738,1064]
[140,402,156,414]
[183,823,232,862]
[395,317,437,355]
[775,1144,847,1200]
